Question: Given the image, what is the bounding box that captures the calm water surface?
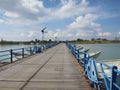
[80,43,120,61]
[0,44,33,51]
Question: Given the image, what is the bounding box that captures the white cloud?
[118,32,120,35]
[67,14,102,39]
[0,0,115,40]
[28,31,34,38]
[69,14,99,29]
[98,32,111,37]
[21,0,44,13]
[0,19,4,24]
[53,0,89,19]
[0,0,94,26]
[20,33,24,37]
[4,11,19,18]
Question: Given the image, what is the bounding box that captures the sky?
[0,0,120,41]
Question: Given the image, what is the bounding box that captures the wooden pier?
[0,43,93,90]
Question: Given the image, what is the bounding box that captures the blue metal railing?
[0,43,59,64]
[100,62,120,90]
[66,42,120,90]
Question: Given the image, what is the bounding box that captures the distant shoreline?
[68,40,120,44]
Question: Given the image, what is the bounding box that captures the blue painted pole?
[10,49,13,63]
[77,49,80,63]
[30,47,32,55]
[22,48,24,59]
[84,52,87,71]
[110,66,117,90]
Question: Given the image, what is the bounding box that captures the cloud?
[28,31,34,38]
[69,14,100,29]
[118,32,120,35]
[53,0,90,19]
[20,33,24,37]
[0,0,116,41]
[4,11,19,18]
[66,14,102,39]
[0,19,4,24]
[98,32,111,37]
[0,0,94,26]
[0,0,49,25]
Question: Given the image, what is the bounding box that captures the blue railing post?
[10,49,13,63]
[22,48,24,59]
[84,52,87,71]
[77,49,80,63]
[110,66,117,90]
[30,47,32,55]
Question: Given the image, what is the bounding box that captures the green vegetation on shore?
[0,39,55,45]
[0,38,120,45]
[68,38,120,44]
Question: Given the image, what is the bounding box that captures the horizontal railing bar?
[114,69,120,74]
[113,83,120,89]
[0,57,10,61]
[100,62,113,69]
[0,54,10,57]
[0,50,10,52]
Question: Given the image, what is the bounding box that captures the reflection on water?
[80,43,120,61]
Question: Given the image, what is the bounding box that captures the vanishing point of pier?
[0,43,93,90]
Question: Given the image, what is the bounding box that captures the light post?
[41,27,47,44]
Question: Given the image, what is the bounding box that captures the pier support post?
[77,49,80,63]
[10,49,13,63]
[22,48,24,59]
[30,47,32,55]
[110,66,117,90]
[84,52,87,71]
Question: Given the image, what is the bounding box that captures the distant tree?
[76,38,83,42]
[96,38,101,40]
[35,38,38,43]
[91,38,95,41]
[37,40,40,43]
[30,40,34,44]
[49,39,52,42]
[102,38,108,41]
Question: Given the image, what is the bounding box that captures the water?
[0,44,34,62]
[79,43,120,61]
[0,44,33,51]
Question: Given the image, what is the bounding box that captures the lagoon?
[80,43,120,61]
[0,44,33,51]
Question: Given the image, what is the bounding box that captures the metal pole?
[10,49,13,63]
[41,27,46,44]
[22,48,24,59]
[42,32,44,45]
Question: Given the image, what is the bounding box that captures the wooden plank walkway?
[0,43,93,90]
